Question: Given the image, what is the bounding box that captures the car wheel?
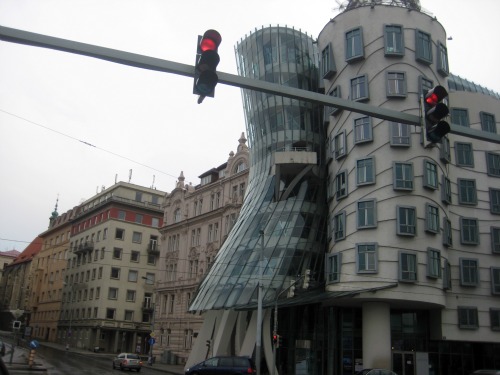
[136,369,141,372]
[120,364,124,371]
[112,363,115,369]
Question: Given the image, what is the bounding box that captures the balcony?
[74,241,94,253]
[142,302,154,313]
[147,242,160,255]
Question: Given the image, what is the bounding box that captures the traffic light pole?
[1,24,499,145]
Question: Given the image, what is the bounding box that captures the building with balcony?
[57,182,165,353]
[28,203,76,342]
[185,1,500,374]
[153,134,249,364]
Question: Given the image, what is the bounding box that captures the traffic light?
[287,281,296,298]
[273,334,280,348]
[194,29,222,103]
[423,85,450,144]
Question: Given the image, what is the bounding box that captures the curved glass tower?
[189,26,327,311]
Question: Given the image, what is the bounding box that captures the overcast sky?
[1,0,499,251]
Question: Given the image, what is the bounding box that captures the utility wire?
[0,108,179,180]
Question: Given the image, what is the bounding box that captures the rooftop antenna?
[128,169,132,183]
[115,174,118,184]
[151,175,156,189]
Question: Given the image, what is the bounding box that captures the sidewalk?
[38,341,185,375]
[1,342,48,374]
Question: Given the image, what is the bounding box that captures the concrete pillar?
[362,302,391,369]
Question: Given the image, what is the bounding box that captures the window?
[425,203,440,234]
[490,188,500,214]
[390,122,411,147]
[440,137,451,164]
[458,307,478,329]
[443,217,452,247]
[335,170,348,200]
[124,310,134,321]
[357,199,377,229]
[118,210,126,220]
[492,227,500,254]
[350,74,369,101]
[491,268,500,295]
[354,116,372,143]
[486,152,500,177]
[115,228,125,240]
[126,290,136,302]
[356,243,377,273]
[455,142,474,167]
[135,214,143,224]
[441,176,452,205]
[386,71,406,97]
[356,157,375,185]
[460,217,479,244]
[384,25,404,56]
[128,270,138,282]
[152,217,159,227]
[110,267,120,279]
[393,162,413,190]
[423,160,438,189]
[415,30,432,64]
[325,86,342,117]
[443,261,452,290]
[145,273,155,285]
[334,131,347,159]
[490,309,500,331]
[98,267,103,279]
[450,108,469,127]
[106,308,115,319]
[397,206,416,236]
[112,248,122,259]
[480,112,496,133]
[108,287,118,300]
[458,179,477,205]
[326,253,341,283]
[419,76,434,95]
[345,27,364,62]
[399,251,417,282]
[174,208,182,223]
[460,258,479,286]
[321,43,336,78]
[132,231,142,243]
[333,211,346,242]
[427,248,441,278]
[437,41,449,76]
[130,251,140,262]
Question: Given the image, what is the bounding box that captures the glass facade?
[189,26,327,311]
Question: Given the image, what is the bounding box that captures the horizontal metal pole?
[2,25,500,143]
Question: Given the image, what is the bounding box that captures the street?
[6,343,170,375]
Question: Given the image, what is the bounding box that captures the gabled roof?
[9,237,43,266]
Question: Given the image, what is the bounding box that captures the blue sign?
[29,340,39,349]
[148,338,155,345]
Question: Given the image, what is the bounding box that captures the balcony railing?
[74,241,94,253]
[142,302,154,312]
[147,242,160,255]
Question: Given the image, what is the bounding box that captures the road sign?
[148,338,155,345]
[13,321,21,330]
[29,340,39,349]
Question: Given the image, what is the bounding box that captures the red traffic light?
[199,30,222,52]
[425,85,448,106]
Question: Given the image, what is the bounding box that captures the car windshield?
[127,354,139,359]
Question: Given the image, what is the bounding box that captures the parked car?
[112,353,143,372]
[356,369,398,375]
[470,371,500,375]
[185,356,256,375]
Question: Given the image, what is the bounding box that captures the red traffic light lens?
[425,85,448,106]
[200,30,222,52]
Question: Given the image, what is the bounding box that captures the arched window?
[173,208,181,223]
[235,161,247,173]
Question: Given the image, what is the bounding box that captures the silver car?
[112,353,143,372]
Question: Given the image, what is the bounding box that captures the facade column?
[362,302,391,369]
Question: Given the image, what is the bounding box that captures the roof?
[9,237,43,266]
[0,250,21,258]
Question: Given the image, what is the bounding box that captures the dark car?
[185,356,256,375]
[356,369,398,375]
[112,353,143,372]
